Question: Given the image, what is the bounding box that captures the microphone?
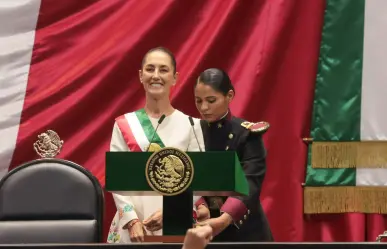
[188,116,203,152]
[146,114,166,152]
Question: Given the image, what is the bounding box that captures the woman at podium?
[107,47,204,243]
[193,68,273,242]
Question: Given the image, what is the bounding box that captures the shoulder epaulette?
[241,121,270,133]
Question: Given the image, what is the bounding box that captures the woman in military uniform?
[193,68,273,242]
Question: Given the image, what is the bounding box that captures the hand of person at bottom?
[182,225,213,249]
[143,209,162,232]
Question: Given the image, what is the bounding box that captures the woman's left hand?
[196,213,232,236]
[143,209,163,232]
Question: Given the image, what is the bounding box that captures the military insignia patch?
[241,121,270,133]
[145,147,194,196]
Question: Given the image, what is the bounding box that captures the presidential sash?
[115,109,165,152]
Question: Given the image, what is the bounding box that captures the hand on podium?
[143,209,163,232]
[183,225,213,249]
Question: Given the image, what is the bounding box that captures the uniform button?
[217,123,222,128]
[239,220,243,225]
[244,215,247,220]
[225,146,229,151]
[229,133,233,139]
[247,209,251,214]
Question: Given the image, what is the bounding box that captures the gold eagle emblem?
[145,143,162,152]
[145,147,194,196]
[33,130,64,158]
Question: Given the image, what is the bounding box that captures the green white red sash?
[115,109,165,152]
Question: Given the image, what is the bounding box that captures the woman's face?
[139,51,177,98]
[194,82,233,122]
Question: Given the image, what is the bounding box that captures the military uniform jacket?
[195,113,273,242]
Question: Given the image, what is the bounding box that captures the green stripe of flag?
[305,0,365,186]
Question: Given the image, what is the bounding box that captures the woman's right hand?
[127,219,145,242]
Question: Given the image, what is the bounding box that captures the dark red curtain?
[10,0,386,242]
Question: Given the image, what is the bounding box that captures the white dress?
[107,109,204,243]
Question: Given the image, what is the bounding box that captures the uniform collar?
[207,110,232,128]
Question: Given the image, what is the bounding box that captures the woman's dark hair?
[195,68,235,96]
[141,46,177,74]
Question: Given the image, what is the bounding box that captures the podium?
[105,149,249,242]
